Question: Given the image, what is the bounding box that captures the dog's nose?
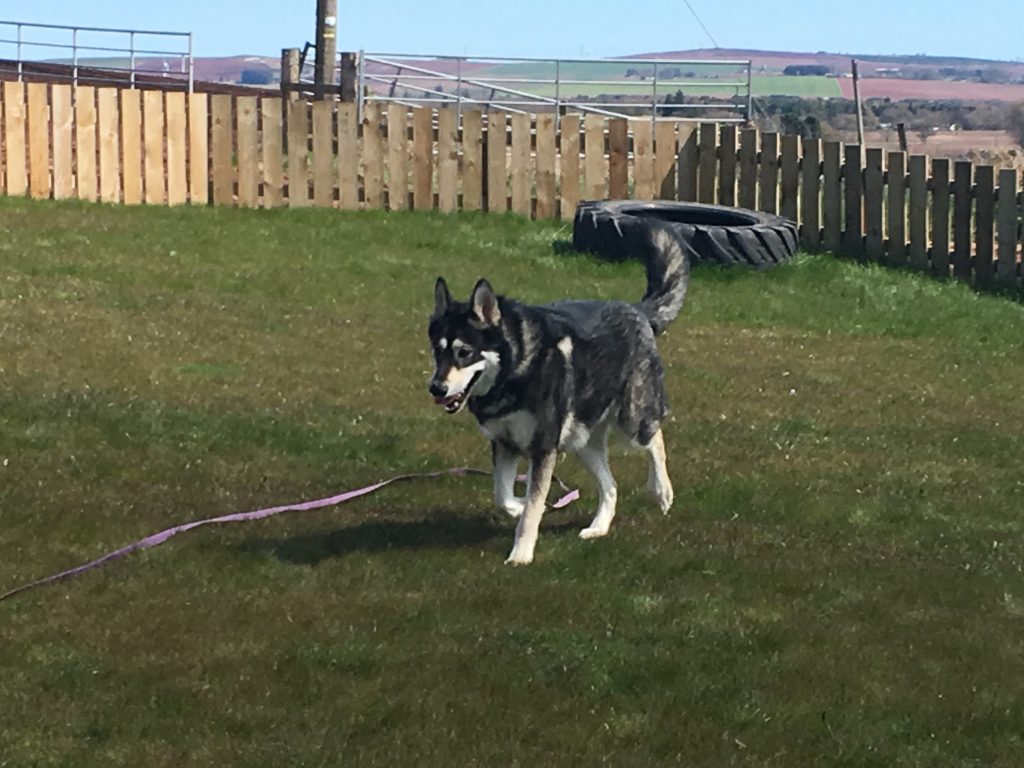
[429,380,448,398]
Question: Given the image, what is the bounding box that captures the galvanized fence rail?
[0,19,193,92]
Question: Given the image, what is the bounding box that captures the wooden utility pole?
[851,59,865,151]
[315,0,338,99]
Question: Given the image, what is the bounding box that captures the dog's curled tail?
[637,223,690,335]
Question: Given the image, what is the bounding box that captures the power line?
[681,0,720,50]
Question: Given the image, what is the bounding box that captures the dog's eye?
[455,347,473,362]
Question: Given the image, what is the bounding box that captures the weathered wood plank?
[187,93,208,205]
[952,160,973,282]
[337,103,359,210]
[487,110,508,212]
[886,151,907,266]
[234,96,258,207]
[165,91,187,206]
[779,133,799,223]
[737,127,758,210]
[436,108,459,213]
[311,100,336,208]
[718,124,737,207]
[413,106,434,211]
[907,154,928,270]
[210,94,233,206]
[260,98,283,207]
[996,168,1019,286]
[631,119,655,200]
[801,137,821,249]
[76,86,98,202]
[286,98,309,207]
[974,164,995,289]
[677,123,698,202]
[362,101,385,210]
[142,89,165,205]
[864,147,884,261]
[510,113,532,216]
[460,109,482,212]
[822,141,842,253]
[697,122,717,204]
[559,114,581,220]
[3,82,27,196]
[26,82,50,200]
[930,158,951,278]
[843,144,863,258]
[759,132,779,215]
[655,121,677,200]
[97,87,122,204]
[608,118,628,199]
[534,113,557,219]
[583,115,605,201]
[51,84,75,200]
[387,104,410,210]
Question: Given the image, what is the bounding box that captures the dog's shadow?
[237,508,582,566]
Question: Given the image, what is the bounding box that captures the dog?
[427,225,689,565]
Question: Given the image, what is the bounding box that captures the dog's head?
[427,277,503,415]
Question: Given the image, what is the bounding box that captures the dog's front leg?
[492,441,525,518]
[505,449,556,566]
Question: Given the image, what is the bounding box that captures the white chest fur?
[478,411,537,452]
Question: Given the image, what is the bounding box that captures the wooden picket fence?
[1,81,1022,292]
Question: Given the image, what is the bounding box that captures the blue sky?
[3,1,1022,62]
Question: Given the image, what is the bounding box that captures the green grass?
[3,198,1024,766]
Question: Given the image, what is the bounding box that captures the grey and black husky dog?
[427,226,689,565]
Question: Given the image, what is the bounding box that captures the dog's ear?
[470,278,501,326]
[433,276,453,317]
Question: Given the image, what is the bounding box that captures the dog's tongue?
[435,393,459,407]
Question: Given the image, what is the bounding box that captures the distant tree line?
[782,65,832,77]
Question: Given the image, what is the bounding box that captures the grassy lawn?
[3,198,1024,766]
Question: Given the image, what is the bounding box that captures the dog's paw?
[579,524,610,540]
[648,477,674,514]
[499,497,525,519]
[504,546,535,566]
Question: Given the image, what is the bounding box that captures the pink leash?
[0,467,580,603]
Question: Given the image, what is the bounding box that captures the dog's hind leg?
[492,441,525,518]
[576,428,618,540]
[645,428,674,513]
[505,450,556,566]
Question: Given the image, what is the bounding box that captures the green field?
[467,61,839,100]
[3,199,1024,766]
